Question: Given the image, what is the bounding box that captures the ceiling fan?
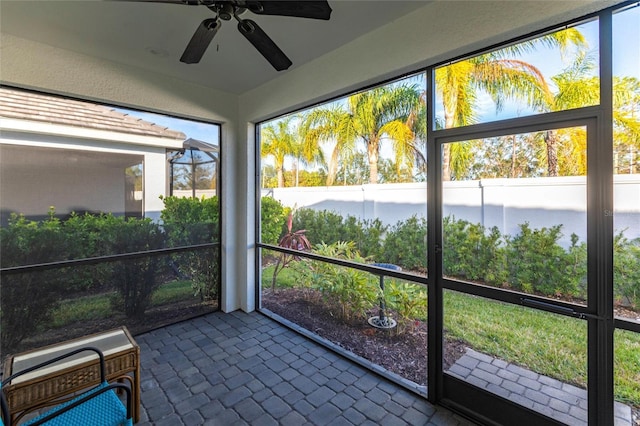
[139,1,332,71]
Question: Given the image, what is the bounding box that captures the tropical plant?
[261,116,297,188]
[304,241,377,322]
[387,281,428,334]
[270,212,312,290]
[302,82,422,185]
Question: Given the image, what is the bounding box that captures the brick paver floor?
[447,347,634,426]
[136,311,475,425]
[135,311,634,425]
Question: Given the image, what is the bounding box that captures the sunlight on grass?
[444,290,588,387]
[615,329,640,407]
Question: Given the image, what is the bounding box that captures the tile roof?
[0,87,185,140]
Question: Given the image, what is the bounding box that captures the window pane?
[435,20,599,129]
[0,88,221,356]
[442,127,587,304]
[259,73,428,272]
[612,5,640,324]
[261,247,428,389]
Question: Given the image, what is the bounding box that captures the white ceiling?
[0,1,427,95]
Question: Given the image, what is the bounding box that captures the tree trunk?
[277,166,284,188]
[544,130,559,177]
[442,97,456,181]
[326,145,340,186]
[368,139,379,184]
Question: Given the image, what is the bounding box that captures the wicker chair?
[1,347,132,426]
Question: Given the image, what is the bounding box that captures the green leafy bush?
[387,281,428,334]
[442,216,507,286]
[505,223,583,297]
[292,208,345,245]
[614,232,640,309]
[261,197,290,245]
[382,216,428,271]
[106,218,166,318]
[0,211,70,351]
[342,216,387,260]
[301,241,378,322]
[161,196,220,301]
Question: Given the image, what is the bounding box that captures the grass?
[51,280,197,327]
[444,290,640,406]
[262,261,639,408]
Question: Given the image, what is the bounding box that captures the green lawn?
[51,280,196,327]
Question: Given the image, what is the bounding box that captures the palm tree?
[302,83,422,185]
[436,28,586,180]
[260,117,296,188]
[545,52,640,176]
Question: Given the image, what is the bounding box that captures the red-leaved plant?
[271,212,311,291]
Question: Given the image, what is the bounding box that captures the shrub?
[505,223,583,297]
[614,232,640,309]
[442,216,507,286]
[62,212,122,292]
[261,197,289,245]
[107,218,166,318]
[302,241,378,322]
[0,211,69,352]
[382,215,428,271]
[386,281,428,334]
[291,208,345,246]
[161,196,220,301]
[342,216,388,260]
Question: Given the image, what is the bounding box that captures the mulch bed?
[262,287,468,386]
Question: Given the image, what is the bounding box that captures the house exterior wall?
[1,157,125,221]
[0,128,174,225]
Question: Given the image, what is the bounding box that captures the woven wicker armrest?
[1,347,132,426]
[2,347,107,387]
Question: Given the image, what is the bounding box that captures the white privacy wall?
[263,176,640,247]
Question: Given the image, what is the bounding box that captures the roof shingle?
[0,87,186,140]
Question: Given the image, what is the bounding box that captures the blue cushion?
[23,382,131,426]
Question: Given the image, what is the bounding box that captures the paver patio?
[134,310,634,425]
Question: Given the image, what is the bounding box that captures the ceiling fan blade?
[246,1,332,20]
[237,19,292,71]
[180,18,221,64]
[111,0,201,4]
